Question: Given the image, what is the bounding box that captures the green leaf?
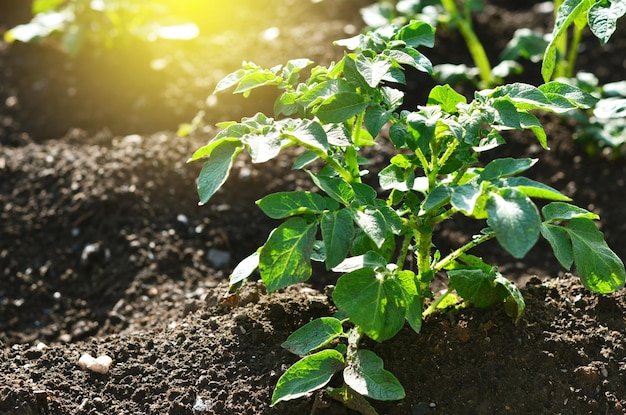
[260,218,317,292]
[486,189,541,259]
[490,83,550,109]
[539,82,599,110]
[282,58,314,85]
[588,0,626,45]
[229,251,260,286]
[542,0,594,82]
[355,55,392,88]
[285,119,329,152]
[332,251,388,273]
[364,105,393,138]
[450,182,484,217]
[281,317,345,356]
[188,137,242,162]
[565,218,626,294]
[344,350,405,401]
[243,130,282,164]
[542,202,599,222]
[379,164,419,192]
[494,177,571,201]
[313,93,368,123]
[540,223,574,269]
[234,71,280,95]
[493,273,525,322]
[491,98,522,129]
[421,185,451,213]
[197,141,242,205]
[321,210,354,269]
[479,158,537,181]
[292,151,319,170]
[351,183,378,206]
[309,172,355,205]
[448,269,510,308]
[375,203,403,235]
[394,270,423,333]
[501,28,549,63]
[350,208,389,249]
[518,112,548,149]
[427,84,467,113]
[271,349,345,406]
[333,268,406,341]
[257,191,327,219]
[326,385,378,415]
[396,20,435,48]
[214,69,246,93]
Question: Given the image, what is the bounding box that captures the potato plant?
[189,19,625,415]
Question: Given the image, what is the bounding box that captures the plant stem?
[437,139,458,171]
[440,0,496,88]
[416,226,433,282]
[301,142,354,182]
[396,233,413,269]
[565,24,584,78]
[346,111,367,183]
[423,289,453,317]
[552,0,568,79]
[434,231,495,272]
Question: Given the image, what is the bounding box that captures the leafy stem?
[565,24,584,79]
[434,232,496,272]
[416,225,433,282]
[440,0,496,87]
[422,289,455,318]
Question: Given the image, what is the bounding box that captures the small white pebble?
[36,342,48,351]
[78,353,113,374]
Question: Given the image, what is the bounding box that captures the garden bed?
[1,1,625,414]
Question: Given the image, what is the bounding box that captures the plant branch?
[434,231,496,271]
[423,289,453,317]
[565,24,584,79]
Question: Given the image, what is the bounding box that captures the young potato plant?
[189,20,626,414]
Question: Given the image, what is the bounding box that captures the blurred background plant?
[3,0,200,55]
[354,0,626,156]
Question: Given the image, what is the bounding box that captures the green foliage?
[189,13,625,415]
[564,73,626,156]
[543,0,626,81]
[4,0,199,55]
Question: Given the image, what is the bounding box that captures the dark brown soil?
[1,1,625,414]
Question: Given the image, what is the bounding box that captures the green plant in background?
[189,18,625,413]
[539,0,626,155]
[566,72,626,156]
[361,0,626,155]
[358,0,523,87]
[4,0,198,55]
[543,0,626,81]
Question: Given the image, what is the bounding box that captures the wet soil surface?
[1,1,626,414]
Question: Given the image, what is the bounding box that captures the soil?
[1,1,626,414]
